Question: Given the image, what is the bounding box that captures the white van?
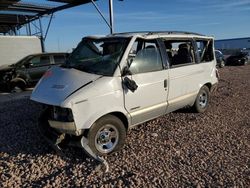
[31,31,218,157]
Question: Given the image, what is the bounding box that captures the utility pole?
[91,0,124,34]
[109,0,114,34]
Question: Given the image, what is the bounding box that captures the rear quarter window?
[196,40,214,63]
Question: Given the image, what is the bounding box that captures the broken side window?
[162,39,196,67]
[128,39,163,74]
[196,40,214,63]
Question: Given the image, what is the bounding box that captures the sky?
[24,0,250,52]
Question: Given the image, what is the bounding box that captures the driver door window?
[128,40,163,74]
[30,56,50,67]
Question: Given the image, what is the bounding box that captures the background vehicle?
[226,50,250,66]
[0,52,68,91]
[215,50,225,68]
[31,31,218,158]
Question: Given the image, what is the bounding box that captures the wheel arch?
[11,77,26,83]
[91,111,129,130]
[204,82,212,91]
[10,77,27,89]
[78,109,130,136]
[108,112,129,130]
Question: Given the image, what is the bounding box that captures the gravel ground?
[0,66,249,187]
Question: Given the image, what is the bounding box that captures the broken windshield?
[65,37,130,76]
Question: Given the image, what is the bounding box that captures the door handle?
[164,79,167,88]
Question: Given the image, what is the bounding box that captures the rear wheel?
[243,59,248,65]
[193,85,210,113]
[87,115,126,156]
[219,60,225,68]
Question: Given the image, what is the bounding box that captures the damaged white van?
[31,31,218,157]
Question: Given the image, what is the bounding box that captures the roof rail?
[111,31,205,36]
[109,31,149,36]
[149,31,205,36]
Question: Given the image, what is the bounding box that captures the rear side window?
[54,55,66,64]
[196,39,214,62]
[163,39,195,67]
[128,39,163,74]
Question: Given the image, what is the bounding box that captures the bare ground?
[0,65,249,187]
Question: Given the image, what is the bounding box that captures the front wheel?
[10,80,26,92]
[87,115,126,156]
[193,85,210,113]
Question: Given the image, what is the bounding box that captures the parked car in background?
[226,50,250,66]
[215,50,225,68]
[0,52,68,91]
[31,31,218,158]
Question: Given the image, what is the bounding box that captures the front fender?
[81,107,130,130]
[70,91,130,130]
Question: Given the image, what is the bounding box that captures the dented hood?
[31,66,101,106]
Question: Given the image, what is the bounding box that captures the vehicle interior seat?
[173,43,192,65]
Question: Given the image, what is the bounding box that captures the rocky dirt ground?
[0,65,249,187]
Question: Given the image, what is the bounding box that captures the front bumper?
[38,109,104,162]
[38,110,70,151]
[48,120,83,136]
[38,109,84,147]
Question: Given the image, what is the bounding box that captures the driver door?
[124,39,169,125]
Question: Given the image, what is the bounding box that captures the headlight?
[2,72,12,82]
[52,106,74,122]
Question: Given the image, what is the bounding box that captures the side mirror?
[123,77,138,92]
[121,66,132,76]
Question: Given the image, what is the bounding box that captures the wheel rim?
[198,91,208,108]
[95,124,119,154]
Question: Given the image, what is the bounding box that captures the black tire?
[16,81,26,91]
[193,85,210,113]
[10,81,26,92]
[87,115,126,156]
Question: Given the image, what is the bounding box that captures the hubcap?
[95,124,119,154]
[199,91,207,108]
